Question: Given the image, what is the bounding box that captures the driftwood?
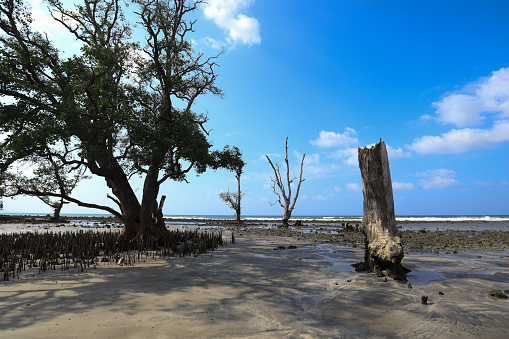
[354,139,409,281]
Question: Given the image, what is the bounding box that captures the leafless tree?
[266,137,305,226]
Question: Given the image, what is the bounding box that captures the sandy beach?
[1,218,509,338]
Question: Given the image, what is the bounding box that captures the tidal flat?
[1,216,508,338]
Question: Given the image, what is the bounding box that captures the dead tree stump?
[354,139,409,281]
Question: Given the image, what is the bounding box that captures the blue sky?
[3,0,509,216]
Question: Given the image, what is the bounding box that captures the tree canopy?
[0,0,242,239]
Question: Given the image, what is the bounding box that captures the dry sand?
[1,230,509,338]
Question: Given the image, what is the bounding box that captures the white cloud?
[433,94,485,127]
[416,169,460,189]
[386,145,411,160]
[203,0,261,46]
[310,128,359,148]
[407,119,509,154]
[408,68,509,154]
[332,186,343,192]
[392,182,415,190]
[329,147,358,166]
[419,177,460,190]
[27,2,83,55]
[346,183,361,192]
[433,67,509,127]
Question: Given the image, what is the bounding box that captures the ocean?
[2,213,508,232]
[2,212,509,222]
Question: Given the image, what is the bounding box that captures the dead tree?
[218,184,244,224]
[354,139,408,281]
[266,137,305,226]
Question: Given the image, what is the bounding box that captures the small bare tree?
[266,137,305,226]
[218,146,246,224]
[219,187,244,224]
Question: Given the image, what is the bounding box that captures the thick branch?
[8,187,123,220]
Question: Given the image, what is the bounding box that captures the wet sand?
[1,218,508,338]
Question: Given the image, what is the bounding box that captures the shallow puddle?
[406,269,446,284]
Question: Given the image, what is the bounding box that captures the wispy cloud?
[346,183,361,192]
[331,186,343,192]
[392,182,415,190]
[472,180,494,186]
[416,169,460,189]
[202,0,261,47]
[293,152,342,179]
[415,169,456,178]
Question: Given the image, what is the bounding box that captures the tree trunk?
[91,156,170,241]
[140,164,159,227]
[154,195,166,230]
[53,203,62,222]
[355,139,408,281]
[282,208,291,226]
[235,173,241,225]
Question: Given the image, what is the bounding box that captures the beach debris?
[439,291,444,295]
[487,290,508,299]
[274,245,286,250]
[288,245,297,249]
[421,295,428,305]
[407,283,412,290]
[354,139,409,281]
[345,223,354,232]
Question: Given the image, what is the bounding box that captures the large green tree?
[0,0,239,239]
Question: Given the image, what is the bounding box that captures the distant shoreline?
[1,213,509,223]
[1,214,508,252]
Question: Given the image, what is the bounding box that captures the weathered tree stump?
[353,139,409,281]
